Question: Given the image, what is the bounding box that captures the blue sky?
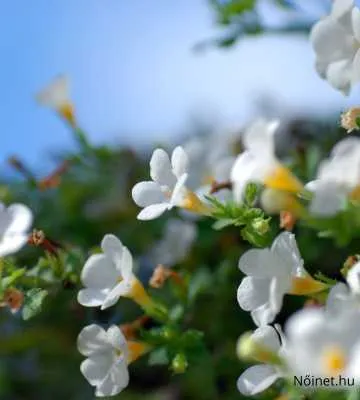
[1,0,359,168]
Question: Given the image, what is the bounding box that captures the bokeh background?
[1,1,360,399]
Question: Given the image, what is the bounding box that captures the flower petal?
[106,325,128,353]
[80,354,113,387]
[251,302,277,327]
[238,248,281,278]
[81,254,118,289]
[150,149,177,187]
[77,324,110,357]
[237,365,280,396]
[77,288,109,307]
[132,181,165,207]
[252,326,281,352]
[95,360,129,397]
[347,262,360,294]
[243,119,279,156]
[352,7,360,41]
[326,59,353,95]
[0,234,29,258]
[137,203,170,220]
[101,281,132,310]
[101,235,133,281]
[5,203,33,234]
[310,18,354,63]
[170,173,188,206]
[310,181,347,216]
[352,48,360,85]
[171,146,189,178]
[237,277,270,312]
[271,232,304,276]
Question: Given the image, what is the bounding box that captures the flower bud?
[341,107,360,133]
[251,217,270,235]
[171,353,188,374]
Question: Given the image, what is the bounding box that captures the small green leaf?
[188,268,212,303]
[22,288,48,320]
[212,219,234,230]
[1,268,26,290]
[244,182,258,206]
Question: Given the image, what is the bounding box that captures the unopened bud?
[341,107,360,133]
[236,332,281,365]
[280,210,297,231]
[251,217,270,235]
[149,264,170,289]
[171,353,188,374]
[3,288,24,313]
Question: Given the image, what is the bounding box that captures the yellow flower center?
[322,345,346,375]
[181,191,211,215]
[289,276,328,295]
[264,164,303,193]
[59,103,76,127]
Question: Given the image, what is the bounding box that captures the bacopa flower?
[237,232,327,326]
[237,325,286,396]
[285,307,360,385]
[310,0,360,95]
[231,119,303,203]
[77,324,148,397]
[132,147,209,220]
[0,202,33,257]
[306,137,360,216]
[36,75,76,127]
[148,218,197,267]
[78,234,151,310]
[326,261,360,316]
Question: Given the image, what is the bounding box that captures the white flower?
[36,75,76,126]
[231,119,303,203]
[326,262,360,316]
[237,325,285,396]
[306,137,360,216]
[310,0,360,95]
[285,307,360,385]
[237,232,326,326]
[77,324,130,397]
[148,219,197,267]
[78,234,149,310]
[132,147,208,220]
[0,203,33,257]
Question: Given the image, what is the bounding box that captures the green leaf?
[148,347,169,366]
[244,182,258,206]
[188,268,212,303]
[1,268,26,290]
[212,218,234,230]
[22,288,48,320]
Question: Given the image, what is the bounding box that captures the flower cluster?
[5,0,360,398]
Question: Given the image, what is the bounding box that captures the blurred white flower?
[0,203,33,257]
[306,137,360,216]
[77,324,130,397]
[326,261,360,316]
[36,75,76,126]
[149,219,197,267]
[237,325,285,396]
[132,147,209,220]
[310,0,360,94]
[237,232,326,326]
[78,234,150,310]
[285,307,360,385]
[231,119,303,203]
[182,134,235,195]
